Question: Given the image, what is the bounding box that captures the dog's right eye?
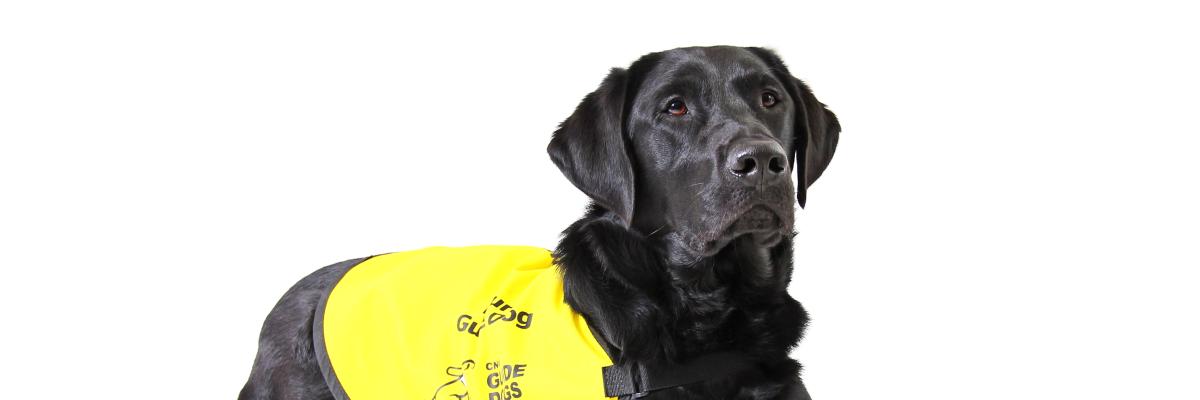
[664,98,688,116]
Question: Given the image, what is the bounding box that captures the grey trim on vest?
[312,256,373,400]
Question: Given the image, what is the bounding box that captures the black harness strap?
[601,351,756,398]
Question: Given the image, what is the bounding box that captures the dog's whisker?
[648,224,667,237]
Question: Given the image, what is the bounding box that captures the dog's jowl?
[240,46,840,400]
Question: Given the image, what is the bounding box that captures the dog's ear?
[547,68,636,225]
[748,48,840,208]
[792,78,841,208]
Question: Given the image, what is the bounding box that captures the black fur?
[555,207,808,399]
[239,259,360,400]
[239,46,839,400]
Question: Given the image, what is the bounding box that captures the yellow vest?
[320,245,616,400]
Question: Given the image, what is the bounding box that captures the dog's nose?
[728,140,788,184]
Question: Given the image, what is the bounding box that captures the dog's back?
[240,245,614,400]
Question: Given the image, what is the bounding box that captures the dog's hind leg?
[238,258,364,400]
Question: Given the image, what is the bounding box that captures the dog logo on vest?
[431,360,475,400]
[456,296,534,337]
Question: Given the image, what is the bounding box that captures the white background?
[2,1,1197,399]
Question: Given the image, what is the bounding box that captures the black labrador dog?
[240,46,839,400]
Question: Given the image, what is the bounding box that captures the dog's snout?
[728,140,787,184]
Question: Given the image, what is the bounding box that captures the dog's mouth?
[729,205,782,233]
[723,205,787,247]
[687,204,790,257]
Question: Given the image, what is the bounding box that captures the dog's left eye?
[761,91,779,108]
[665,98,688,116]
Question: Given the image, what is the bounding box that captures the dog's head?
[549,46,839,262]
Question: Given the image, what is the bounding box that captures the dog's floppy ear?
[748,48,841,208]
[547,68,636,225]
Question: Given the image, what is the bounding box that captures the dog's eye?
[665,98,688,116]
[761,91,779,108]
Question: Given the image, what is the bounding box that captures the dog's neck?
[554,206,808,366]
